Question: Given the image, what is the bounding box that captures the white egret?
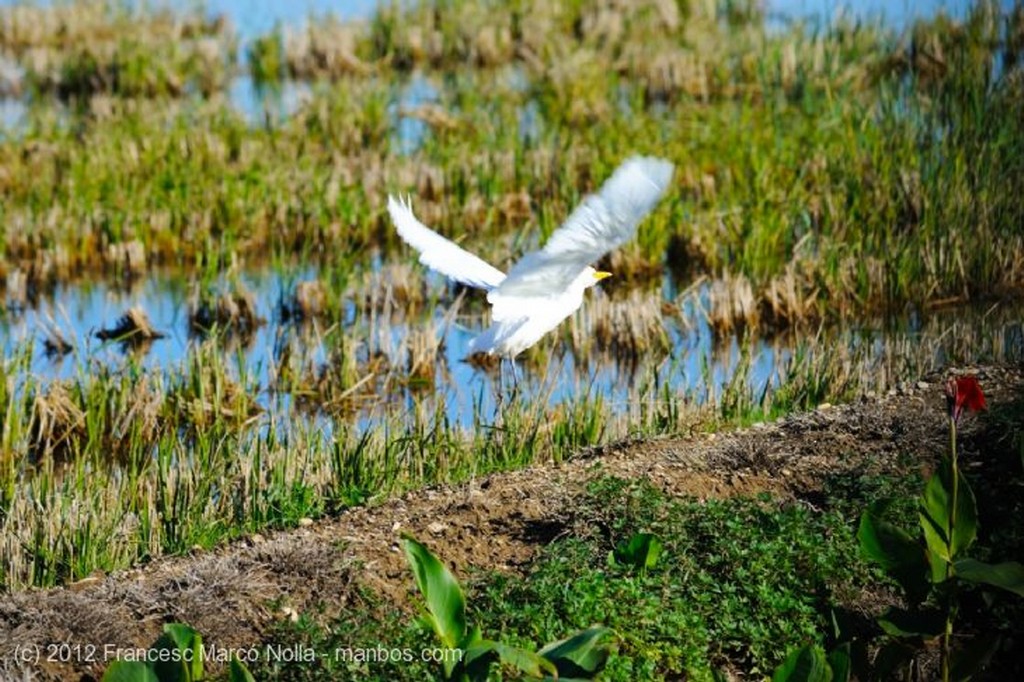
[386,155,674,371]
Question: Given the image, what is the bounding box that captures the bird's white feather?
[386,195,506,291]
[386,156,673,358]
[492,156,674,299]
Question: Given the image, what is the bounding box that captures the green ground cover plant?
[251,475,893,680]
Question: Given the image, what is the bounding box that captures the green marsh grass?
[0,1,236,99]
[0,1,1021,331]
[3,295,1021,588]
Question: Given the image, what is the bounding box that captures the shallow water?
[0,265,757,426]
[4,260,1023,434]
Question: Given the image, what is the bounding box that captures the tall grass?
[2,298,1021,588]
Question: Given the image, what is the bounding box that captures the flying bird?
[386,155,674,366]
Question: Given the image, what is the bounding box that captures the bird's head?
[583,266,612,289]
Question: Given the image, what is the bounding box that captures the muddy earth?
[1,364,1021,681]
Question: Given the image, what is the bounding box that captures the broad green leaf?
[926,547,948,584]
[101,661,159,682]
[152,623,203,682]
[919,459,977,562]
[463,640,500,682]
[771,644,831,682]
[493,641,557,678]
[539,626,612,678]
[858,505,930,604]
[611,533,663,571]
[462,640,556,681]
[402,536,467,672]
[229,656,257,682]
[954,558,1024,596]
[876,607,945,639]
[460,624,484,648]
[827,643,851,682]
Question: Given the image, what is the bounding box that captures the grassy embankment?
[0,0,1021,598]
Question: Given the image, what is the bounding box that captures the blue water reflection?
[7,261,1019,434]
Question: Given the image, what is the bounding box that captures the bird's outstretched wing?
[492,156,674,298]
[387,195,507,291]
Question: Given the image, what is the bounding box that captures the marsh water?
[4,261,1024,433]
[0,0,1019,431]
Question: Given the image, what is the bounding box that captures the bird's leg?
[510,358,520,396]
[495,358,507,408]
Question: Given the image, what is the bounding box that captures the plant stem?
[941,416,959,682]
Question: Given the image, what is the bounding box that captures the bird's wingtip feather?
[624,155,674,190]
[387,193,416,215]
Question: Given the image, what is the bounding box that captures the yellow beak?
[593,271,612,281]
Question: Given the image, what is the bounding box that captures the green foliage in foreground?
[106,457,1019,681]
[101,623,255,682]
[402,535,610,681]
[253,476,884,681]
[776,383,1024,681]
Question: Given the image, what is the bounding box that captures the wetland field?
[1,0,1024,680]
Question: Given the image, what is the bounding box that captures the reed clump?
[28,382,86,462]
[404,319,442,386]
[581,289,669,358]
[189,284,266,337]
[40,325,73,357]
[3,268,28,311]
[94,307,166,344]
[309,345,386,415]
[0,0,236,99]
[699,273,760,336]
[105,239,146,278]
[348,262,427,312]
[25,369,167,467]
[166,345,261,432]
[761,258,822,329]
[280,280,329,322]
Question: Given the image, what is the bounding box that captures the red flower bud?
[944,376,987,424]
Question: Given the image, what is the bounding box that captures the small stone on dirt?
[298,517,313,527]
[69,571,105,592]
[427,521,447,535]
